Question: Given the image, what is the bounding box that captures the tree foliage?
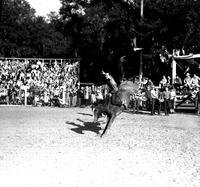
[1,0,200,82]
[58,0,140,82]
[143,0,200,53]
[0,0,67,57]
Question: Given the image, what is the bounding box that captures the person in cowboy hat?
[184,72,192,90]
[191,74,200,88]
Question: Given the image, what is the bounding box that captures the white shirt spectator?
[151,88,158,99]
[191,74,200,87]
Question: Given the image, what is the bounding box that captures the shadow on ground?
[124,109,151,115]
[66,118,102,135]
[77,112,93,117]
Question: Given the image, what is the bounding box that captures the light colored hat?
[186,73,190,76]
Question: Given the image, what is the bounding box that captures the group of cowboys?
[103,71,200,116]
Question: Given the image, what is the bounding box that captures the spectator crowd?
[135,73,200,115]
[0,58,111,108]
[0,59,80,107]
[0,58,199,116]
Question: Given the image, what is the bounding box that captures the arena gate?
[172,54,200,112]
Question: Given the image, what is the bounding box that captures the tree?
[59,0,139,83]
[0,0,68,57]
[0,0,36,56]
[1,0,200,83]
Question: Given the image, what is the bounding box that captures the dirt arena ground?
[0,106,200,187]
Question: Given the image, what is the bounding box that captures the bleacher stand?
[0,58,111,108]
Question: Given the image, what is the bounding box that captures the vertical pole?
[139,0,144,83]
[62,87,66,105]
[172,58,176,84]
[140,0,144,18]
[24,87,27,106]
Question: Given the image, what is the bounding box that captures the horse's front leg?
[93,105,104,123]
[100,114,116,137]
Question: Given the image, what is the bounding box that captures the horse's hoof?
[100,132,108,138]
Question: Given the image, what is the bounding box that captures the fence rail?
[0,57,80,65]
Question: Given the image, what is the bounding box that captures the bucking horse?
[93,73,139,137]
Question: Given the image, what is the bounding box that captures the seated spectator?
[184,73,192,89]
[159,75,167,88]
[173,75,182,92]
[191,74,200,88]
[167,76,171,85]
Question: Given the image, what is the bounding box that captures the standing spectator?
[96,87,104,104]
[90,85,96,105]
[69,88,74,107]
[194,87,200,115]
[76,84,82,107]
[163,87,171,115]
[170,86,176,113]
[43,89,50,106]
[151,87,160,115]
[65,87,71,107]
[84,86,90,106]
[158,89,165,112]
[80,87,85,106]
[71,87,78,107]
[145,86,152,111]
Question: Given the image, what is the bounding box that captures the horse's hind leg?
[93,106,103,123]
[101,114,116,137]
[93,108,99,123]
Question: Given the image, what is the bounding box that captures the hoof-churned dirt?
[0,106,200,187]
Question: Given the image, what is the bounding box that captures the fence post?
[21,85,28,106]
[62,88,66,105]
[24,87,27,106]
[172,58,176,84]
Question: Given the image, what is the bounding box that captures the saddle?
[111,92,123,107]
[111,92,128,109]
